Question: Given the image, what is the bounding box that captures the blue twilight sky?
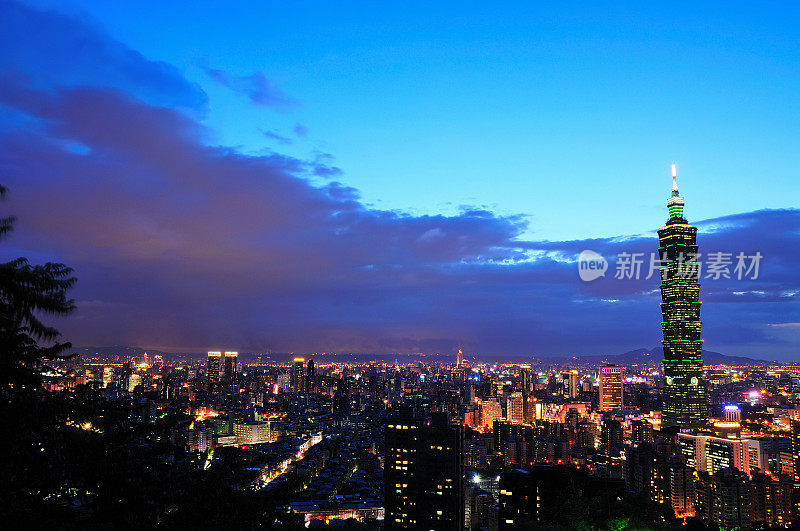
[1,0,799,359]
[23,0,800,240]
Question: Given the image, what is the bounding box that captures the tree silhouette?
[0,185,76,397]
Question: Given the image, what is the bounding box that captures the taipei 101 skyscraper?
[659,165,708,430]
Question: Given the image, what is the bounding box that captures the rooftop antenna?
[671,163,678,192]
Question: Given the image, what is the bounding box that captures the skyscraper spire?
[671,163,678,192]
[667,164,685,219]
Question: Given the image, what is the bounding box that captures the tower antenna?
[671,164,678,192]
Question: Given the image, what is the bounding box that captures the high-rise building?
[789,420,800,481]
[207,351,221,383]
[385,412,464,530]
[120,359,132,391]
[481,398,503,429]
[102,366,113,388]
[223,351,238,382]
[701,467,750,530]
[306,358,315,393]
[493,421,535,466]
[368,363,378,394]
[456,348,463,369]
[291,357,305,393]
[600,417,624,455]
[747,436,790,475]
[127,373,142,392]
[598,365,623,411]
[519,367,530,395]
[524,395,535,425]
[659,165,708,429]
[788,420,800,481]
[562,370,579,398]
[546,372,557,393]
[678,432,750,476]
[669,459,695,518]
[749,472,793,527]
[624,443,666,505]
[492,379,505,397]
[189,420,214,453]
[507,392,524,424]
[498,469,540,529]
[631,419,654,444]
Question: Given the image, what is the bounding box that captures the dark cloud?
[294,124,309,138]
[262,130,293,145]
[0,79,532,353]
[0,0,206,111]
[204,67,296,109]
[310,152,342,178]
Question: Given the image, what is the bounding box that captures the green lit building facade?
[659,166,708,429]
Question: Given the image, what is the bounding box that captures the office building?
[562,370,579,399]
[233,421,271,445]
[481,398,503,429]
[598,365,623,411]
[223,351,238,382]
[291,357,305,393]
[678,432,750,475]
[519,367,530,394]
[492,380,505,397]
[659,165,708,429]
[748,436,791,475]
[306,358,315,393]
[128,373,141,392]
[507,392,524,424]
[207,351,221,383]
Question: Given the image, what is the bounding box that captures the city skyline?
[5,3,800,529]
[1,1,799,360]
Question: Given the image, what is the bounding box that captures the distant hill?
[72,346,193,360]
[536,347,772,366]
[72,345,773,366]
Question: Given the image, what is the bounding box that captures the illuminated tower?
[659,165,708,429]
[456,348,463,368]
